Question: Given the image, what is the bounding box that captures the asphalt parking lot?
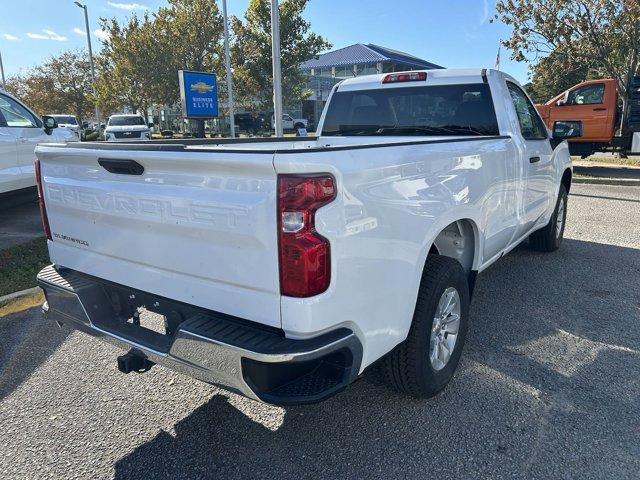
[1,183,639,480]
[0,196,41,250]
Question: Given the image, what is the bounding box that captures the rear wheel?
[383,255,470,398]
[294,122,305,130]
[529,184,568,252]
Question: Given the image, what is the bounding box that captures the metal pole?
[0,49,6,90]
[77,3,102,136]
[270,0,283,137]
[221,0,235,138]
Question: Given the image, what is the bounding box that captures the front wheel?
[529,184,568,252]
[383,255,470,398]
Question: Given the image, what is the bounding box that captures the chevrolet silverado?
[35,69,578,405]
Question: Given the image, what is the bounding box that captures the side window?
[566,83,604,105]
[0,95,38,128]
[507,83,547,140]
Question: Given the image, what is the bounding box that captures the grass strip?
[0,237,49,297]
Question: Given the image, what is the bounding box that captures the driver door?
[0,93,49,187]
[551,82,610,141]
[0,112,19,194]
[506,83,555,238]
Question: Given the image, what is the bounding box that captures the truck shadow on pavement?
[0,307,70,401]
[112,238,640,480]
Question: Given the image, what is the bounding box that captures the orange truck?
[535,77,640,157]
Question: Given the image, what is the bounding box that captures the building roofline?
[300,42,442,70]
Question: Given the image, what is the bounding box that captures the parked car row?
[233,112,313,135]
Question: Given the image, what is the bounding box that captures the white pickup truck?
[35,69,578,405]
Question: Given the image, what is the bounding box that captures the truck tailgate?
[35,145,281,328]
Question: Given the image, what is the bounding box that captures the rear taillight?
[382,71,427,84]
[278,174,336,297]
[34,159,52,240]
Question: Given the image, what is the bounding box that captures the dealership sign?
[178,70,219,118]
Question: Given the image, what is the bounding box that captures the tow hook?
[117,350,155,374]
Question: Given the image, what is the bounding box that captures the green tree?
[231,0,331,111]
[524,51,593,103]
[495,0,640,121]
[4,50,94,121]
[153,0,225,106]
[96,14,158,115]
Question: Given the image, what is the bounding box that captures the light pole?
[221,0,235,138]
[0,49,6,90]
[270,0,283,137]
[74,1,102,136]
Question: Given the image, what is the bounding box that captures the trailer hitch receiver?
[117,350,155,374]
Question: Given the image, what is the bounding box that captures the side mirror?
[42,115,58,134]
[550,120,582,148]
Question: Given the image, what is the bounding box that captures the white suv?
[48,114,81,139]
[0,90,78,195]
[104,114,151,142]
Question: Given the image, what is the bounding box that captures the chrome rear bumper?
[37,265,362,405]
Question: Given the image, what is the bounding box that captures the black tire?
[294,122,305,130]
[383,255,470,398]
[529,184,568,252]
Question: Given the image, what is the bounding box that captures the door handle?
[529,156,540,164]
[593,107,606,111]
[18,137,28,143]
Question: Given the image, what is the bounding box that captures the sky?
[0,0,530,83]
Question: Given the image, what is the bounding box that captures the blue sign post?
[178,70,219,118]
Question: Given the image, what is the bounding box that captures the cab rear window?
[322,83,499,137]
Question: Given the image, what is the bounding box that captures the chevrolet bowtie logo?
[190,81,214,94]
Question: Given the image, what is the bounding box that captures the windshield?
[322,83,499,137]
[108,116,146,126]
[52,116,77,125]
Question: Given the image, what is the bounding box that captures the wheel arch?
[427,218,480,275]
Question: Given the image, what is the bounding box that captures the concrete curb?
[0,286,42,309]
[573,176,640,187]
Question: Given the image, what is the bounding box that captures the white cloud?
[3,33,19,41]
[27,29,67,41]
[480,0,491,24]
[107,1,148,10]
[73,27,86,36]
[94,28,110,41]
[43,29,67,41]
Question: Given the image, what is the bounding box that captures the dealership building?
[300,43,444,125]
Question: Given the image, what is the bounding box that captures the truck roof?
[336,68,519,91]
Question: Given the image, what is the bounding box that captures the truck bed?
[36,132,511,363]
